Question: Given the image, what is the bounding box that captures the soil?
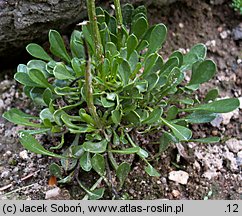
[0,0,241,200]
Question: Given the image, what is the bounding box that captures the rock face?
[0,0,85,60]
[0,0,180,61]
[122,0,179,6]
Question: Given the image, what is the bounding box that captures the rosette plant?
[3,0,240,199]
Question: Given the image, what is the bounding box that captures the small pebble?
[211,130,218,136]
[211,114,223,127]
[12,167,19,173]
[19,150,29,160]
[205,40,216,47]
[129,188,135,195]
[4,151,12,157]
[1,170,10,178]
[178,23,184,28]
[172,190,180,198]
[45,187,61,199]
[220,30,230,39]
[156,180,161,185]
[168,171,189,185]
[226,138,242,153]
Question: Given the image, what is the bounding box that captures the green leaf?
[135,80,148,92]
[142,108,163,125]
[124,110,140,125]
[190,137,220,143]
[27,60,49,78]
[189,60,216,85]
[142,53,158,78]
[112,130,120,146]
[144,163,160,177]
[80,151,92,172]
[53,63,75,80]
[79,109,95,125]
[122,4,134,26]
[133,5,147,17]
[83,139,108,153]
[111,109,122,125]
[184,111,217,123]
[161,118,192,141]
[19,128,50,135]
[40,108,54,122]
[18,132,65,158]
[42,88,52,105]
[204,88,219,102]
[182,43,207,71]
[110,147,140,154]
[72,145,85,158]
[159,132,177,152]
[127,34,138,59]
[131,17,148,39]
[148,24,167,54]
[146,73,159,91]
[170,51,183,67]
[70,30,85,58]
[3,108,42,127]
[184,98,240,113]
[49,163,62,178]
[136,109,149,121]
[91,154,105,176]
[118,59,131,85]
[178,98,194,105]
[28,69,53,89]
[71,58,84,77]
[101,58,110,79]
[61,147,78,171]
[117,162,131,187]
[101,97,115,108]
[26,43,53,62]
[105,42,118,57]
[14,72,42,87]
[49,30,71,63]
[69,126,96,134]
[159,57,179,76]
[30,87,46,106]
[100,24,111,46]
[58,171,74,184]
[136,40,149,53]
[137,147,149,158]
[79,180,105,200]
[54,86,80,96]
[166,105,179,120]
[82,25,95,52]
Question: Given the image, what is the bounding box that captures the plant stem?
[86,0,103,64]
[84,40,102,129]
[113,0,123,26]
[113,0,123,49]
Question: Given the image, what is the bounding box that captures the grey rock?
[1,170,10,178]
[226,138,242,153]
[232,24,242,41]
[211,114,223,127]
[0,0,85,60]
[12,167,19,173]
[237,151,242,167]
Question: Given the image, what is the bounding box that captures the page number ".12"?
[225,204,239,213]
